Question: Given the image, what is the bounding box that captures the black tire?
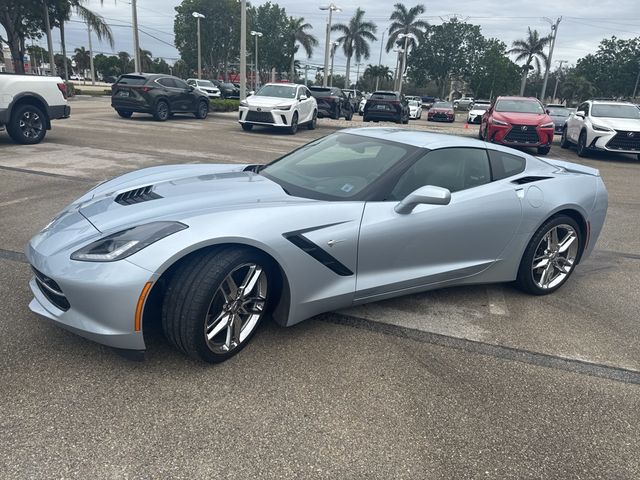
[478,125,484,140]
[560,126,570,149]
[345,108,354,121]
[7,104,47,144]
[516,215,582,295]
[153,100,170,121]
[161,247,274,363]
[363,116,370,123]
[288,112,299,134]
[241,123,253,131]
[331,106,340,120]
[577,130,589,157]
[194,100,209,119]
[537,146,551,155]
[116,109,133,118]
[307,110,317,130]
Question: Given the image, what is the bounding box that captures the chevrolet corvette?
[26,129,608,362]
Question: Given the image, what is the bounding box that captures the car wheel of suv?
[363,115,370,122]
[345,108,354,121]
[194,100,209,119]
[331,106,340,120]
[307,110,317,130]
[153,100,170,121]
[7,104,47,145]
[577,130,589,157]
[560,127,570,149]
[116,110,133,118]
[241,123,253,131]
[288,112,299,134]
[537,146,551,155]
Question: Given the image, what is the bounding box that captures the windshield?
[256,84,297,99]
[409,100,420,107]
[260,133,414,200]
[371,92,397,100]
[472,104,490,111]
[496,99,544,114]
[591,104,640,119]
[433,102,453,109]
[547,107,570,116]
[197,80,214,87]
[310,87,339,97]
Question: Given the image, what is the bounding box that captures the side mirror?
[394,185,451,214]
[575,111,585,118]
[299,95,307,101]
[546,109,551,114]
[248,91,255,96]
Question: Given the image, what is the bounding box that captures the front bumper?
[467,113,483,124]
[487,124,554,147]
[428,112,454,122]
[409,110,420,119]
[238,106,295,127]
[587,129,640,155]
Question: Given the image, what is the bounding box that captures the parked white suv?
[0,73,70,144]
[561,100,640,160]
[186,78,221,98]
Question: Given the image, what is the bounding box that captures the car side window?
[389,148,490,200]
[297,87,305,99]
[174,78,189,89]
[488,150,526,180]
[157,77,176,88]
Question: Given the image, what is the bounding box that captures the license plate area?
[117,90,130,97]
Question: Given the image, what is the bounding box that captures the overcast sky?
[30,0,640,77]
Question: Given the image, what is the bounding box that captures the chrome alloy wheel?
[19,111,44,139]
[531,224,579,290]
[204,263,267,354]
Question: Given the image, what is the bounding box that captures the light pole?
[396,33,416,94]
[239,0,247,100]
[329,41,339,87]
[552,59,567,102]
[378,28,386,65]
[192,12,205,79]
[320,3,341,87]
[131,0,141,72]
[250,31,263,91]
[355,62,361,89]
[541,16,562,101]
[87,23,95,84]
[393,47,404,90]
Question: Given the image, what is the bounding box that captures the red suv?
[479,96,554,155]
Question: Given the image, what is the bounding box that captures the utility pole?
[355,62,361,89]
[304,65,309,86]
[552,59,567,102]
[540,16,561,101]
[42,0,56,76]
[378,28,386,65]
[240,0,247,100]
[192,13,205,79]
[250,31,263,91]
[87,23,95,84]
[131,0,141,72]
[329,41,338,87]
[320,4,340,87]
[633,62,640,100]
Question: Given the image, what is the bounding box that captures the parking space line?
[0,248,27,264]
[0,165,96,183]
[486,286,509,316]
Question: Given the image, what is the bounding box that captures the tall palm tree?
[509,27,551,95]
[364,64,392,90]
[140,49,153,72]
[73,46,90,73]
[287,17,318,81]
[54,0,114,81]
[386,4,428,88]
[117,51,130,74]
[331,8,377,89]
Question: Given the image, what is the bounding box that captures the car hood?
[589,116,640,131]
[246,96,296,108]
[493,112,552,125]
[72,164,311,233]
[469,108,488,115]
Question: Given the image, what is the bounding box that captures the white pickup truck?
[0,73,70,144]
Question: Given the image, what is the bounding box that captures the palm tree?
[331,8,377,89]
[117,51,130,74]
[509,27,552,95]
[140,49,153,72]
[364,64,392,90]
[54,1,114,81]
[386,4,428,88]
[287,17,318,81]
[73,46,90,73]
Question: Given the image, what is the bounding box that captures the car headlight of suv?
[71,221,188,262]
[239,100,248,107]
[491,118,509,126]
[539,121,554,128]
[592,123,613,132]
[276,104,292,111]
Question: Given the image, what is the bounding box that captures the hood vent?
[115,185,163,205]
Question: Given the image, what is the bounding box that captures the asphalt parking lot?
[1,97,639,479]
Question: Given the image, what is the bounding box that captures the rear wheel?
[116,109,133,118]
[307,110,317,130]
[153,100,170,121]
[577,130,589,157]
[7,104,47,144]
[241,123,253,131]
[560,126,570,148]
[162,248,273,363]
[345,107,354,121]
[288,112,298,134]
[194,100,209,119]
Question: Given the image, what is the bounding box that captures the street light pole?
[329,41,339,87]
[250,31,263,91]
[240,0,247,100]
[378,28,386,65]
[192,12,205,79]
[320,4,341,87]
[87,23,95,84]
[131,0,141,72]
[393,48,403,89]
[552,59,567,102]
[42,0,56,76]
[541,16,562,101]
[397,33,415,94]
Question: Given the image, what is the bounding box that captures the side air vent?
[511,176,552,185]
[284,234,353,276]
[115,185,163,205]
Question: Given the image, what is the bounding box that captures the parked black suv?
[363,91,409,124]
[308,86,353,120]
[111,73,210,121]
[216,82,241,99]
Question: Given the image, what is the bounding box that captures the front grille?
[115,185,162,206]
[504,125,540,144]
[32,267,70,311]
[606,130,640,151]
[432,113,450,120]
[246,110,274,123]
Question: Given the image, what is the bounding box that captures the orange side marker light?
[135,282,153,332]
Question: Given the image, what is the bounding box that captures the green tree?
[139,49,153,72]
[363,64,392,90]
[93,53,120,77]
[152,57,170,74]
[560,70,595,104]
[73,46,90,72]
[249,2,293,78]
[467,39,521,99]
[332,7,377,88]
[26,44,48,71]
[508,27,551,96]
[0,0,43,74]
[386,3,428,83]
[286,16,317,81]
[117,51,131,74]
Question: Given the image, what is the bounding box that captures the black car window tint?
[174,78,189,89]
[158,77,176,88]
[488,150,526,181]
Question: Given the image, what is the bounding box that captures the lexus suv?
[308,86,353,120]
[186,78,221,98]
[111,74,210,121]
[480,96,554,155]
[363,91,409,124]
[561,100,640,160]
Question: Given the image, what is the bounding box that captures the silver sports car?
[26,129,608,362]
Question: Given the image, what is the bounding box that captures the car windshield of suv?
[309,87,338,97]
[433,102,453,109]
[371,92,397,100]
[260,133,414,200]
[409,100,420,107]
[255,85,296,99]
[197,80,215,88]
[472,104,490,111]
[496,99,544,114]
[591,104,640,119]
[547,106,570,116]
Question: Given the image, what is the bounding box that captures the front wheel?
[307,110,317,130]
[153,100,170,121]
[363,115,370,122]
[241,123,253,131]
[194,100,209,119]
[161,248,273,363]
[577,131,589,157]
[7,104,47,144]
[116,109,133,118]
[478,125,484,140]
[288,112,298,134]
[537,146,551,155]
[516,215,582,295]
[560,127,570,149]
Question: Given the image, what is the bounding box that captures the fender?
[6,91,52,129]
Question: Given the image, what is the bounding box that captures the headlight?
[71,221,187,262]
[539,122,554,128]
[239,100,248,107]
[276,104,292,111]
[491,118,509,126]
[592,123,612,132]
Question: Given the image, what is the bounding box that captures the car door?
[173,77,196,112]
[568,102,588,142]
[355,147,523,302]
[296,86,311,122]
[156,77,181,112]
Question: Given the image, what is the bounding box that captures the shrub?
[210,99,240,112]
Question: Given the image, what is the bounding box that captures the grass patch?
[210,98,240,112]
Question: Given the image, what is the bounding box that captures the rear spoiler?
[539,158,601,177]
